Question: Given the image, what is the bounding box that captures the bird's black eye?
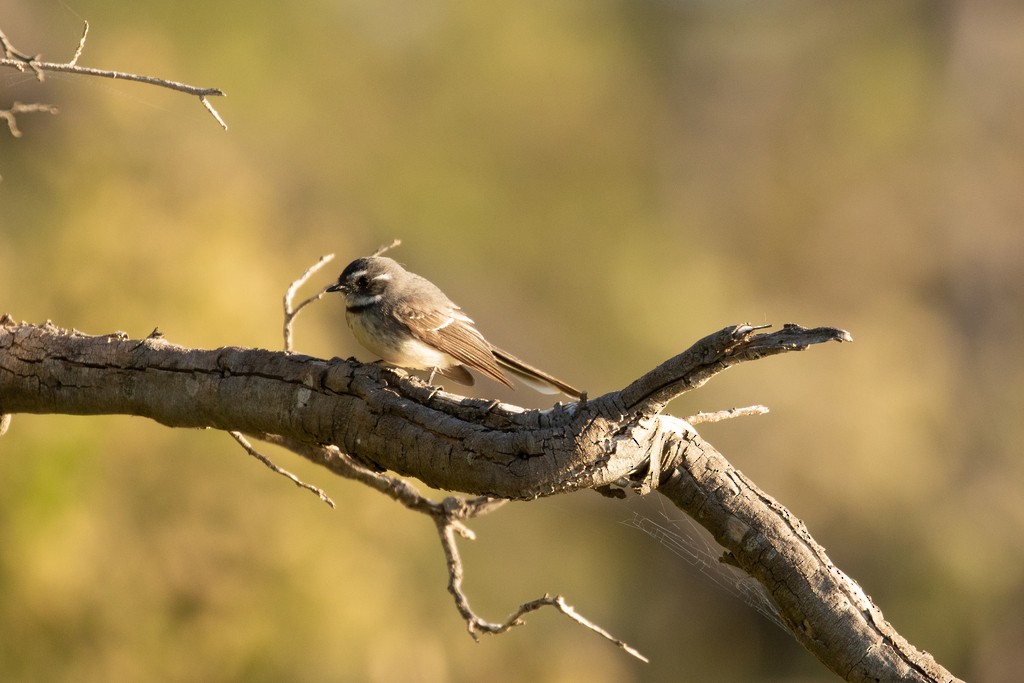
[356,275,370,289]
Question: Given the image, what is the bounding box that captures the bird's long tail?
[491,347,582,399]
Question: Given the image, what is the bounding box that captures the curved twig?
[0,102,59,137]
[282,253,335,353]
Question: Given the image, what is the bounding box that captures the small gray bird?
[326,256,581,398]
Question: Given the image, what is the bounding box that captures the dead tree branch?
[0,314,962,681]
[0,22,227,131]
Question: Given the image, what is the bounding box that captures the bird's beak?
[326,281,346,294]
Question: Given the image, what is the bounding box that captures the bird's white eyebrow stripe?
[348,269,367,279]
[372,273,392,281]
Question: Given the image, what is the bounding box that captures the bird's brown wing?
[393,302,514,388]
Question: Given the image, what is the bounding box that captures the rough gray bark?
[0,316,962,682]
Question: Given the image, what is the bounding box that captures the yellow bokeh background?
[3,1,1023,681]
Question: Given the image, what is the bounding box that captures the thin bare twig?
[282,254,335,353]
[372,238,402,257]
[436,519,648,662]
[200,96,227,130]
[0,21,227,130]
[0,26,38,69]
[687,405,769,424]
[0,102,58,137]
[228,431,335,508]
[69,21,88,66]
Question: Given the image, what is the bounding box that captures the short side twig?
[0,102,58,138]
[229,431,335,508]
[371,238,402,257]
[687,405,769,424]
[69,21,88,66]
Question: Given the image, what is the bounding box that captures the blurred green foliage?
[2,0,1023,680]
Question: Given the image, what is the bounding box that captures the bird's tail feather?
[492,348,581,399]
